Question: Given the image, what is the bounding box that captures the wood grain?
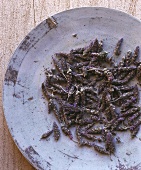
[0,0,141,169]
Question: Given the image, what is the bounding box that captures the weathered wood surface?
[0,0,141,169]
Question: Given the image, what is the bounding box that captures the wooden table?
[0,0,141,169]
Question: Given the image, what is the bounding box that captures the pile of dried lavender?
[41,38,141,155]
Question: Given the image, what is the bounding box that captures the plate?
[3,7,141,170]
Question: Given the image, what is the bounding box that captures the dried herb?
[41,130,53,139]
[41,38,141,155]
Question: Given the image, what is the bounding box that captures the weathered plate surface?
[3,7,141,170]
